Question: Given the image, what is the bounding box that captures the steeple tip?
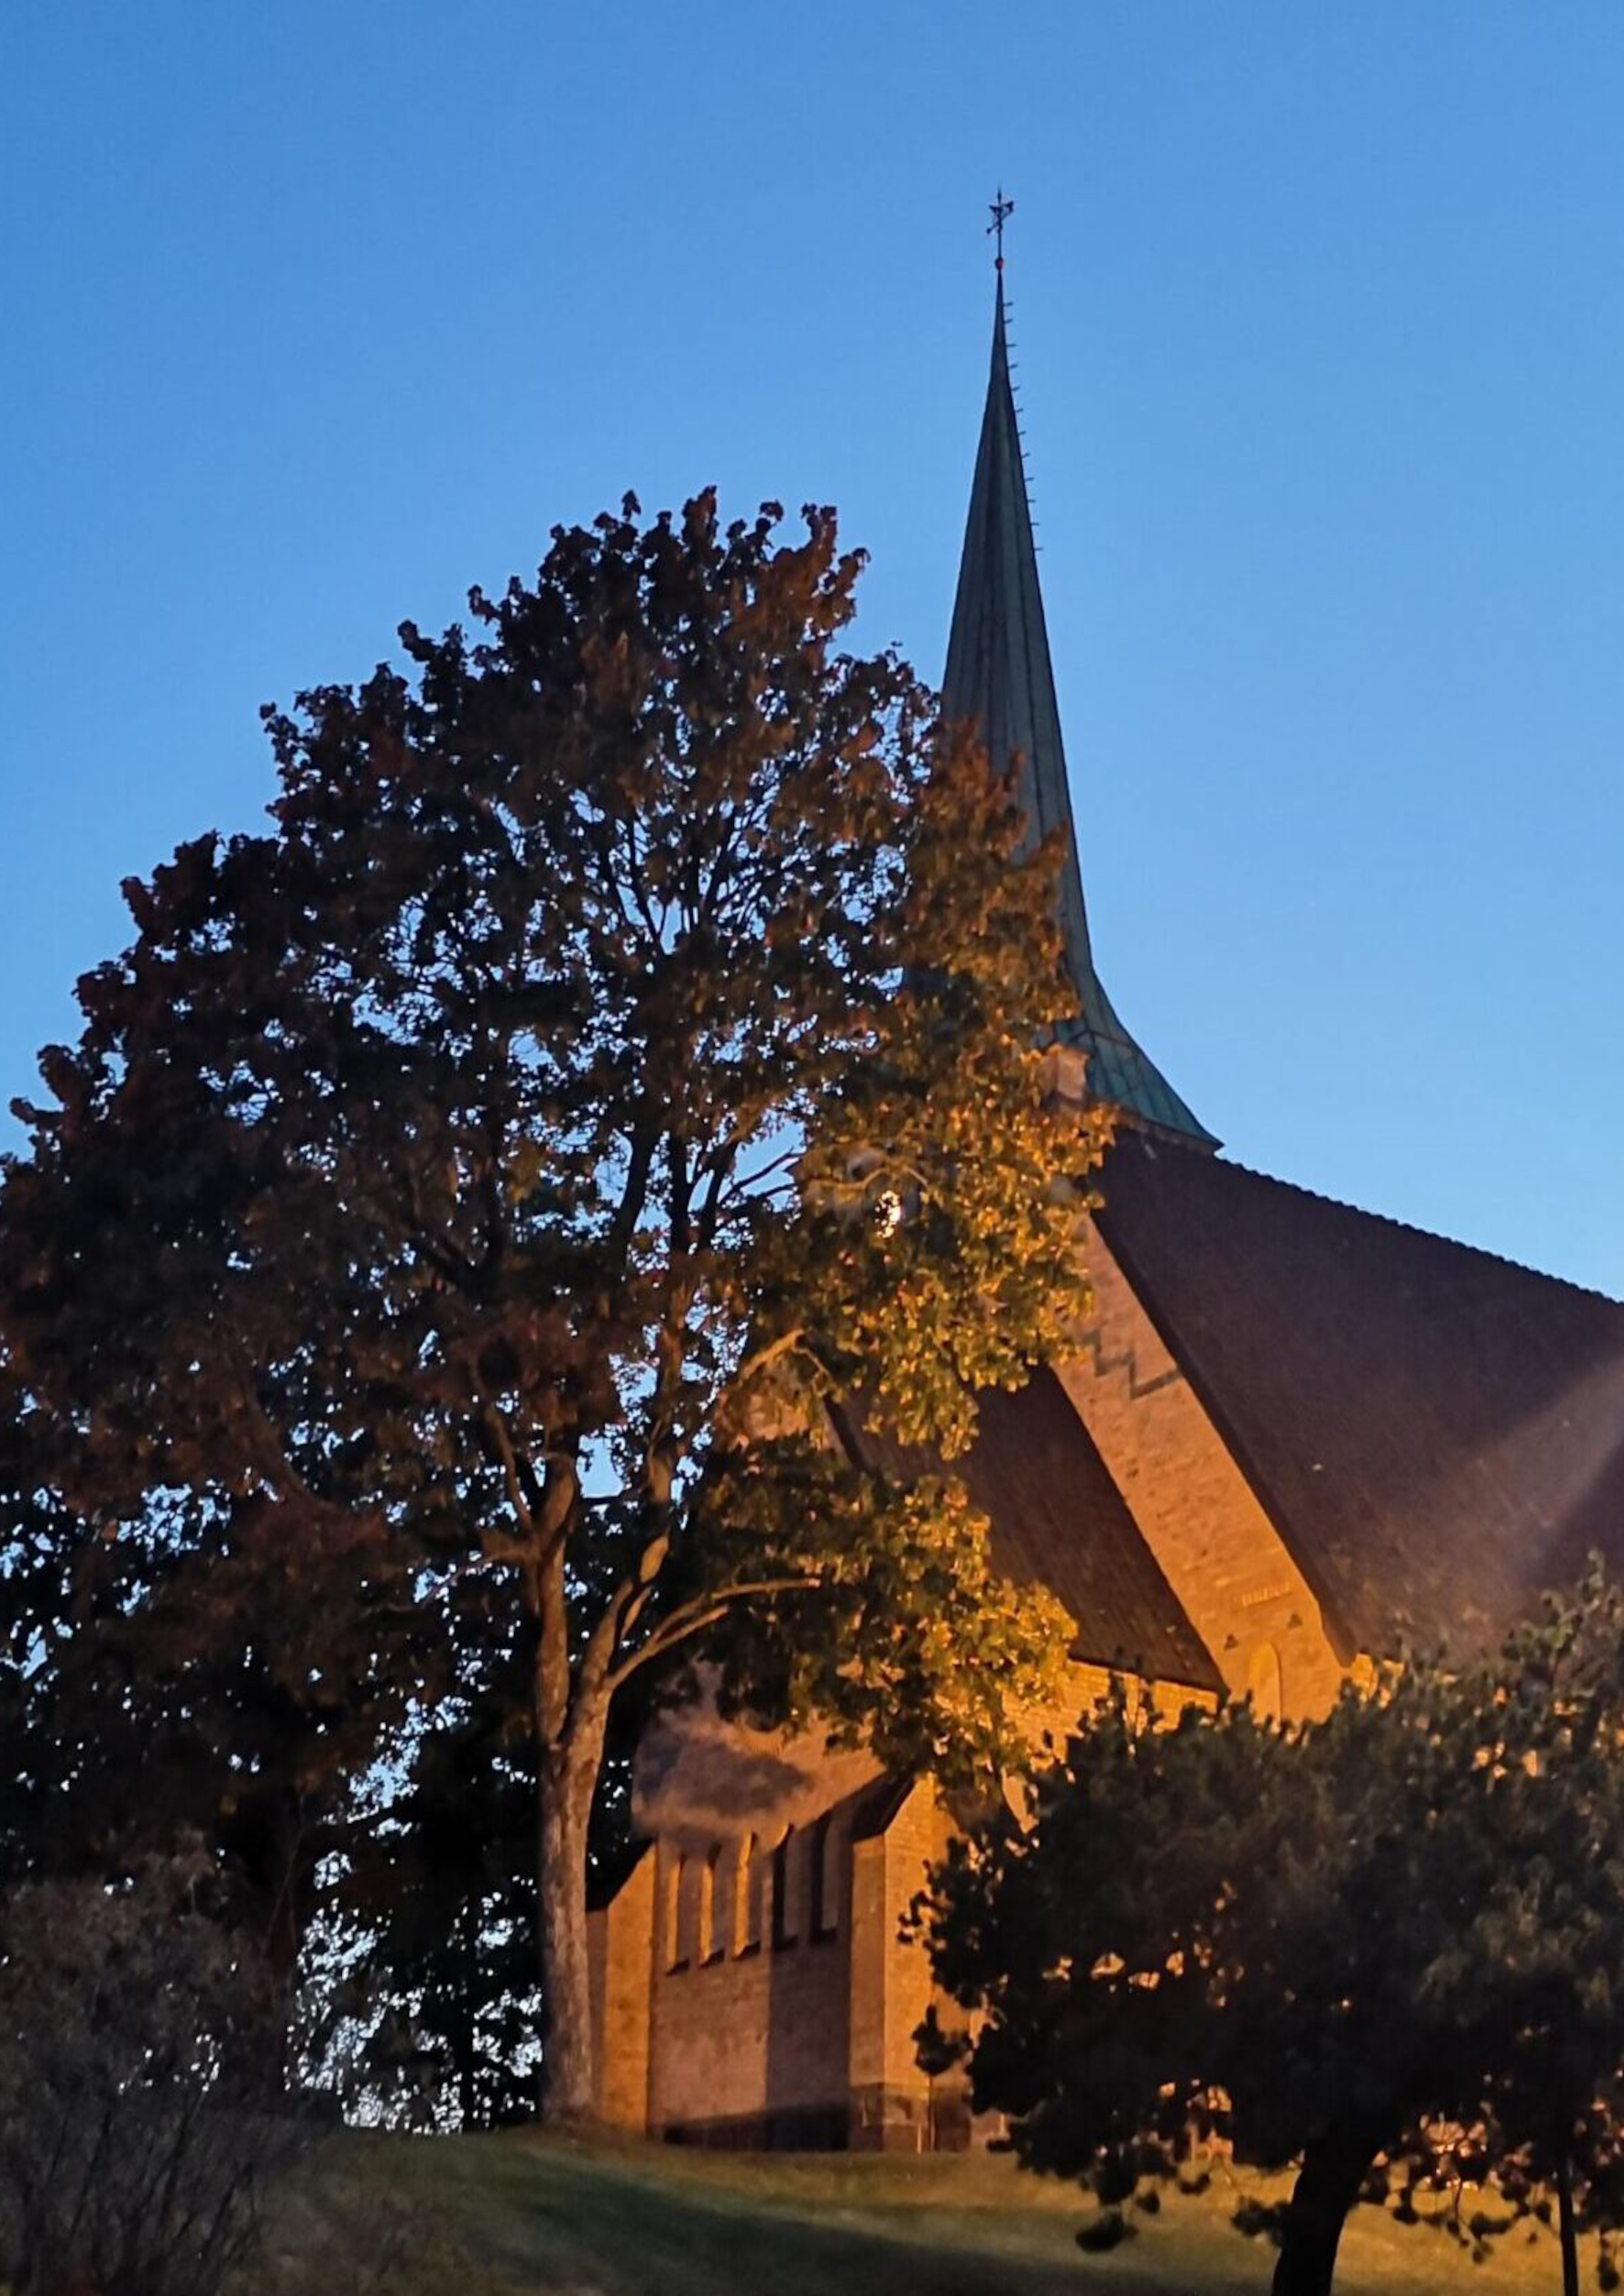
[941,227,1219,1151]
[988,187,1015,276]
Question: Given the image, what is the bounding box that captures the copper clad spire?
[941,213,1217,1148]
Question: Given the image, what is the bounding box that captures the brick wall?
[602,1656,1223,2144]
[587,1847,654,2130]
[646,1806,856,2141]
[847,1779,950,2148]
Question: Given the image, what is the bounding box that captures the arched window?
[810,1810,839,1942]
[734,1833,762,1957]
[771,1824,799,1951]
[666,1851,689,1972]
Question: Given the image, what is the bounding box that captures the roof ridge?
[1130,1135,1624,1312]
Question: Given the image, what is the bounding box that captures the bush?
[0,1848,308,2296]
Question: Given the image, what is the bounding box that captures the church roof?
[830,1369,1223,1695]
[1097,1132,1624,1663]
[942,274,1218,1148]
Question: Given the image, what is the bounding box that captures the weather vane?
[988,187,1015,270]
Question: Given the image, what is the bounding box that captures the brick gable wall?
[1057,1216,1346,1719]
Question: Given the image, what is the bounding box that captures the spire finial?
[988,187,1015,273]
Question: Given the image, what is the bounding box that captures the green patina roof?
[942,277,1219,1149]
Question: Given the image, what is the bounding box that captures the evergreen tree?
[0,492,1094,2120]
[331,1588,541,2129]
[0,1368,431,2002]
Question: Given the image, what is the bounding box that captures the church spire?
[942,221,1218,1149]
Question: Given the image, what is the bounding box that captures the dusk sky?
[3,3,1621,1291]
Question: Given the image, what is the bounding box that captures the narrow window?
[810,1810,839,1943]
[771,1825,799,1951]
[699,1845,723,1963]
[666,1851,689,1972]
[734,1833,762,1957]
[1247,1641,1283,1724]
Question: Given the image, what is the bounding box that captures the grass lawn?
[256,2128,1586,2295]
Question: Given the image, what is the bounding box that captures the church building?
[587,255,1624,2151]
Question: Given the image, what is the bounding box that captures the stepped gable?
[830,1367,1223,1695]
[1096,1129,1624,1661]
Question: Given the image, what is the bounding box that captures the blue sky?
[3,3,1621,1291]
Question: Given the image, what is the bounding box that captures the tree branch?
[479,1404,536,1543]
[730,1326,808,1396]
[607,1573,821,1691]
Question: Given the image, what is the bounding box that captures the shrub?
[0,1848,307,2296]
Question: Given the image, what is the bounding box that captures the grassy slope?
[258,2131,1585,2296]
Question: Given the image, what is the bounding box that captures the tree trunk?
[538,1718,605,2126]
[225,1783,310,2095]
[1557,2156,1580,2296]
[1271,2134,1374,2296]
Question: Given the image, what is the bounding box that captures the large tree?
[922,1569,1624,2296]
[0,492,1095,2120]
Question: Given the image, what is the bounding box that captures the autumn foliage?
[0,491,1099,2118]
